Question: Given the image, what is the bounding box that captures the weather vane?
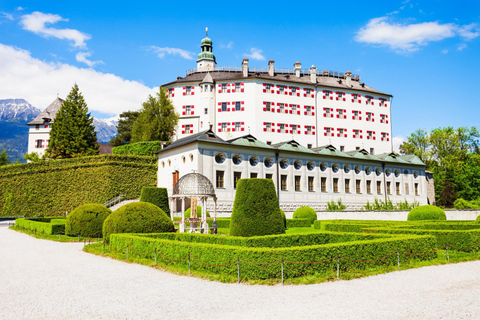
[206,27,208,37]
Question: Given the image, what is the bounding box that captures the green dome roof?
[201,37,212,45]
[197,36,216,63]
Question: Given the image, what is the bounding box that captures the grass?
[9,225,101,243]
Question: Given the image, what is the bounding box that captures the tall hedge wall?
[112,141,162,156]
[0,155,157,217]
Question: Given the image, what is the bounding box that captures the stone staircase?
[109,198,140,211]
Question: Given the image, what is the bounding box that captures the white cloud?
[20,11,90,48]
[1,11,14,21]
[457,43,467,51]
[393,136,405,153]
[355,17,479,53]
[220,41,234,49]
[0,43,154,116]
[148,46,194,60]
[16,7,26,11]
[244,47,265,61]
[75,51,103,67]
[442,49,448,54]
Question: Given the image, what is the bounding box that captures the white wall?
[27,124,51,157]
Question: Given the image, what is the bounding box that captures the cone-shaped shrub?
[140,187,170,217]
[293,206,317,224]
[280,209,287,229]
[103,202,174,242]
[229,179,285,237]
[407,205,446,221]
[66,203,112,237]
[184,206,210,218]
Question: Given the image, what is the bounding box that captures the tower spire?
[206,27,208,37]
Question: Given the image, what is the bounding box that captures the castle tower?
[197,27,216,72]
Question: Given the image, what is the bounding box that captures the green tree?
[399,128,432,167]
[131,87,179,142]
[108,110,140,146]
[0,148,9,166]
[46,84,99,159]
[24,152,45,162]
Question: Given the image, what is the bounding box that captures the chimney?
[294,61,301,77]
[345,71,352,87]
[242,58,249,77]
[309,65,317,83]
[268,60,275,76]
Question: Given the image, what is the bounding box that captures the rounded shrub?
[103,202,174,242]
[66,203,112,237]
[280,209,287,229]
[407,205,447,221]
[140,187,170,217]
[229,179,285,237]
[184,206,210,218]
[293,206,317,224]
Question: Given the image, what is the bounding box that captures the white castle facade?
[157,33,430,215]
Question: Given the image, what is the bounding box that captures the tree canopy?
[46,84,99,159]
[108,110,140,146]
[0,148,9,166]
[131,87,179,143]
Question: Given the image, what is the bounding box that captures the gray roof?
[200,72,213,84]
[163,70,391,97]
[158,130,425,167]
[28,97,64,125]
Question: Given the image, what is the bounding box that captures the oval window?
[385,168,391,176]
[320,162,327,172]
[215,152,225,164]
[307,161,315,171]
[249,156,259,166]
[414,171,419,178]
[294,160,302,170]
[376,167,382,176]
[280,158,289,169]
[332,163,339,173]
[232,154,242,165]
[365,166,372,175]
[344,164,350,173]
[264,157,273,168]
[355,165,360,174]
[394,169,400,177]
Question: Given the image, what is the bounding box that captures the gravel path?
[1,221,480,320]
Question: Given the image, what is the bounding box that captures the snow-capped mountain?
[93,118,118,143]
[0,99,41,121]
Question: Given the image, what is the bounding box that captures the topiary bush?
[140,187,170,217]
[476,214,480,223]
[103,202,174,242]
[184,206,210,218]
[229,179,285,237]
[293,206,317,224]
[280,209,287,229]
[407,205,447,221]
[66,203,112,237]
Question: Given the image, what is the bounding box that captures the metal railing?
[103,195,125,208]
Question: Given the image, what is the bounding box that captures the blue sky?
[1,0,479,149]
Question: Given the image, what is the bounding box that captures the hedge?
[112,141,162,156]
[407,205,446,221]
[66,203,112,237]
[293,206,317,224]
[185,206,210,219]
[0,155,157,217]
[230,179,285,237]
[173,217,230,228]
[140,187,170,217]
[15,217,66,235]
[109,232,437,280]
[287,219,311,228]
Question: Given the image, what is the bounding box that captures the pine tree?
[131,87,179,142]
[108,110,140,146]
[46,84,99,159]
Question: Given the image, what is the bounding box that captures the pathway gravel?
[1,220,480,320]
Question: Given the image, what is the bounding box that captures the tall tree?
[108,110,140,146]
[0,148,9,166]
[46,84,99,159]
[131,87,179,143]
[399,128,431,167]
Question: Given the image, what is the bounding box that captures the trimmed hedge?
[293,206,317,224]
[66,203,112,237]
[477,215,480,223]
[0,155,156,217]
[230,179,285,237]
[185,206,210,219]
[109,232,437,280]
[280,209,287,229]
[103,202,174,242]
[112,141,162,156]
[140,187,170,217]
[287,219,312,228]
[173,217,230,228]
[407,205,446,221]
[15,217,66,235]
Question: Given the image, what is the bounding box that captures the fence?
[96,239,480,284]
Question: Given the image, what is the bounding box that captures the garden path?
[1,221,480,320]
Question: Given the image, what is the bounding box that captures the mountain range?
[0,99,118,163]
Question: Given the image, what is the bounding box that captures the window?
[307,144,312,149]
[266,141,272,145]
[279,86,285,94]
[235,101,241,111]
[279,124,285,133]
[366,112,373,121]
[396,182,400,195]
[235,122,241,131]
[356,146,360,150]
[265,84,271,90]
[292,87,297,94]
[35,139,42,148]
[251,172,258,178]
[185,105,192,115]
[338,109,344,118]
[321,177,327,192]
[366,180,372,194]
[353,110,359,120]
[380,114,389,124]
[266,102,271,112]
[305,88,311,95]
[405,183,409,195]
[415,183,419,195]
[337,92,344,100]
[265,123,272,132]
[340,146,345,152]
[370,148,375,155]
[216,171,224,188]
[387,182,391,194]
[35,125,39,130]
[306,105,312,116]
[234,172,241,189]
[367,131,374,140]
[204,108,208,115]
[305,176,313,192]
[333,178,339,193]
[281,175,288,191]
[221,84,227,93]
[185,124,191,133]
[221,102,227,112]
[279,103,285,113]
[221,123,227,132]
[353,129,362,139]
[377,181,382,195]
[291,104,297,113]
[324,108,331,117]
[266,173,273,180]
[186,86,192,95]
[295,176,301,191]
[345,179,350,193]
[356,180,361,194]
[292,125,298,134]
[235,83,241,91]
